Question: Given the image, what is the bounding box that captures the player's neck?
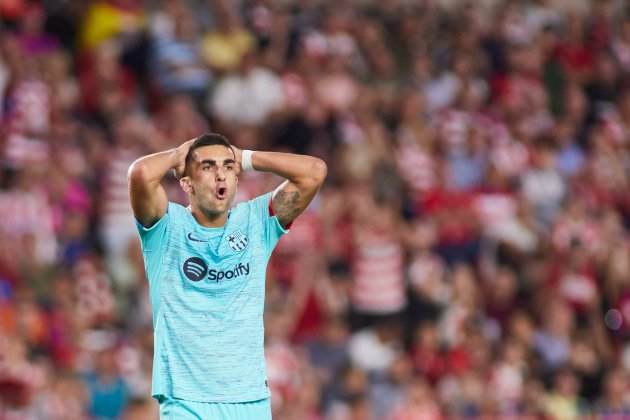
[189,205,229,228]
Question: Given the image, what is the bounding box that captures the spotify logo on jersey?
[183,257,208,282]
[183,257,251,283]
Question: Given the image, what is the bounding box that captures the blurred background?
[1,0,630,418]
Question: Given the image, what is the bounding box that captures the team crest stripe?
[227,230,249,252]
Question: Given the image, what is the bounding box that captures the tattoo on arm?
[273,190,301,227]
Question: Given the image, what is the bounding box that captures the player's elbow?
[127,160,150,186]
[312,158,327,182]
[307,158,327,188]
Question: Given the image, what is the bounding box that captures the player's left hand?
[231,146,243,173]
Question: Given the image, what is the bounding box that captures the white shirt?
[348,329,399,373]
[210,67,284,125]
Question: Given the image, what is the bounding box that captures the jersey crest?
[226,229,249,252]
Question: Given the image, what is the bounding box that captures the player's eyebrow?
[198,158,236,166]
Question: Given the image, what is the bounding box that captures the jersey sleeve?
[248,192,289,252]
[135,204,172,283]
[135,206,170,251]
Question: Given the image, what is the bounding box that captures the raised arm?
[128,140,193,227]
[235,149,327,227]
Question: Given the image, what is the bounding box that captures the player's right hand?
[173,139,195,178]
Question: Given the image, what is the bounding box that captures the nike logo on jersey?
[187,233,209,242]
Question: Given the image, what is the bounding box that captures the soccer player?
[127,133,327,419]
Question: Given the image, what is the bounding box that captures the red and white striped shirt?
[351,227,406,314]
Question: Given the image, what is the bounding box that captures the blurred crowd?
[1,0,630,418]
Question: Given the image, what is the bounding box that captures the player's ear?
[179,176,193,194]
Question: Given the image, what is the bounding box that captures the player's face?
[182,145,238,216]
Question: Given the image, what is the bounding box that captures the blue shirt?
[83,373,128,419]
[151,36,211,94]
[136,192,287,403]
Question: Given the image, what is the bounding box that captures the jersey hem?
[152,390,271,404]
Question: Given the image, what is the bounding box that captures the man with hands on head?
[127,132,326,420]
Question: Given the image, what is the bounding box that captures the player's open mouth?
[216,186,227,200]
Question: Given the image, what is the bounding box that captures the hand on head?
[173,138,197,179]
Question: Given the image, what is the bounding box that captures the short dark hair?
[184,133,234,176]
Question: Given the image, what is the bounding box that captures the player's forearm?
[128,145,189,227]
[129,136,195,186]
[128,148,182,187]
[251,151,327,190]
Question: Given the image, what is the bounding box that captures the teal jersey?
[136,192,287,403]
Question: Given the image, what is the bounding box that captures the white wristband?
[241,150,254,171]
